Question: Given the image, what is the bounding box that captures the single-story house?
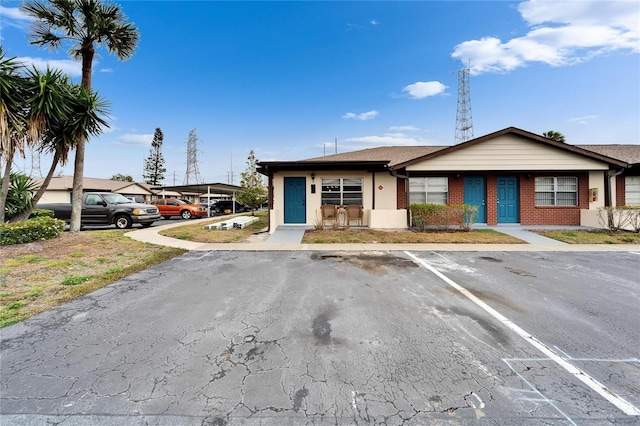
[258,127,640,231]
[35,176,181,203]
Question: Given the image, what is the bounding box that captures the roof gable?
[395,127,628,170]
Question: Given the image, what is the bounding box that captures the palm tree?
[0,48,28,222]
[22,0,139,231]
[542,130,566,143]
[17,74,110,221]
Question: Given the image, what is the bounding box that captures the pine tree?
[143,128,166,185]
[237,150,267,214]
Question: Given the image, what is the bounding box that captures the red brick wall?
[448,177,464,204]
[519,172,589,225]
[397,178,406,209]
[403,172,589,225]
[616,175,625,206]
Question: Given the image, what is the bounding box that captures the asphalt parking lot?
[1,250,639,425]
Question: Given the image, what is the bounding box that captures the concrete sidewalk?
[125,221,640,252]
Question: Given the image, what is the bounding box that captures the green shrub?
[0,216,66,246]
[1,173,38,220]
[410,203,478,232]
[29,208,55,219]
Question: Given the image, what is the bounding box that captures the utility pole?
[454,65,474,144]
[183,129,202,184]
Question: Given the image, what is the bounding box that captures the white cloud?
[16,56,82,77]
[0,5,33,23]
[344,132,432,146]
[568,114,598,125]
[452,0,640,74]
[114,133,153,146]
[342,110,379,121]
[402,81,447,99]
[100,68,114,73]
[389,125,421,132]
[370,19,380,26]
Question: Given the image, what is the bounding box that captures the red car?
[150,199,208,220]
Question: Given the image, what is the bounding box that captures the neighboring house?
[34,176,181,203]
[258,127,639,231]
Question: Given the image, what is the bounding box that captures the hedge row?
[0,214,66,246]
[410,203,479,232]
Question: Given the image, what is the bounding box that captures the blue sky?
[2,0,639,184]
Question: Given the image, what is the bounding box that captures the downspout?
[605,168,625,207]
[387,167,411,227]
[371,171,376,210]
[605,168,625,230]
[265,166,272,233]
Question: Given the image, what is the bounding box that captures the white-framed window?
[535,177,578,206]
[409,177,448,205]
[321,178,363,205]
[626,176,640,205]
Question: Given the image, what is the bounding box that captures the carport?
[151,183,242,215]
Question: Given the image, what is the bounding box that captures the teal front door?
[284,177,306,224]
[497,176,519,223]
[464,176,486,223]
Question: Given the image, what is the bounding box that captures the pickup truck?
[38,192,161,229]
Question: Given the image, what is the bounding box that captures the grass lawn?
[534,229,640,244]
[302,228,525,244]
[159,211,269,243]
[0,230,185,328]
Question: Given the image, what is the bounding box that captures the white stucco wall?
[37,191,71,204]
[269,170,403,230]
[588,171,606,209]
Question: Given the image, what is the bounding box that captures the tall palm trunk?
[0,146,14,223]
[69,44,94,232]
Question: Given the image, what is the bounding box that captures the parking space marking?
[630,252,640,256]
[404,251,640,416]
[502,358,577,425]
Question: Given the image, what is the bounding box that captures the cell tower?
[183,129,202,184]
[454,65,474,144]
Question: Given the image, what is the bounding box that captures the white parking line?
[404,251,640,417]
[629,252,640,256]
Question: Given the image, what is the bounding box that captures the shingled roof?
[302,146,447,168]
[577,145,640,165]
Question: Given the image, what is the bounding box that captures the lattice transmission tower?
[454,65,474,144]
[183,129,202,185]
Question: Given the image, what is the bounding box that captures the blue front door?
[284,177,306,224]
[464,176,486,223]
[497,176,519,223]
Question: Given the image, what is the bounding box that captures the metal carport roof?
[151,183,241,196]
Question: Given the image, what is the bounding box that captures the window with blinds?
[321,178,363,205]
[535,177,578,206]
[409,177,448,205]
[626,176,640,205]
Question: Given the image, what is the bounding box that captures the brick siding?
[397,178,406,209]
[616,175,625,206]
[404,172,590,225]
[519,172,588,225]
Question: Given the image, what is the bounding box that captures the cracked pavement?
[1,250,639,425]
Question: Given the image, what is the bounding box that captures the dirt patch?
[311,252,418,276]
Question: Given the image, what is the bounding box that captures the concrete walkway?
[125,221,640,252]
[265,226,310,244]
